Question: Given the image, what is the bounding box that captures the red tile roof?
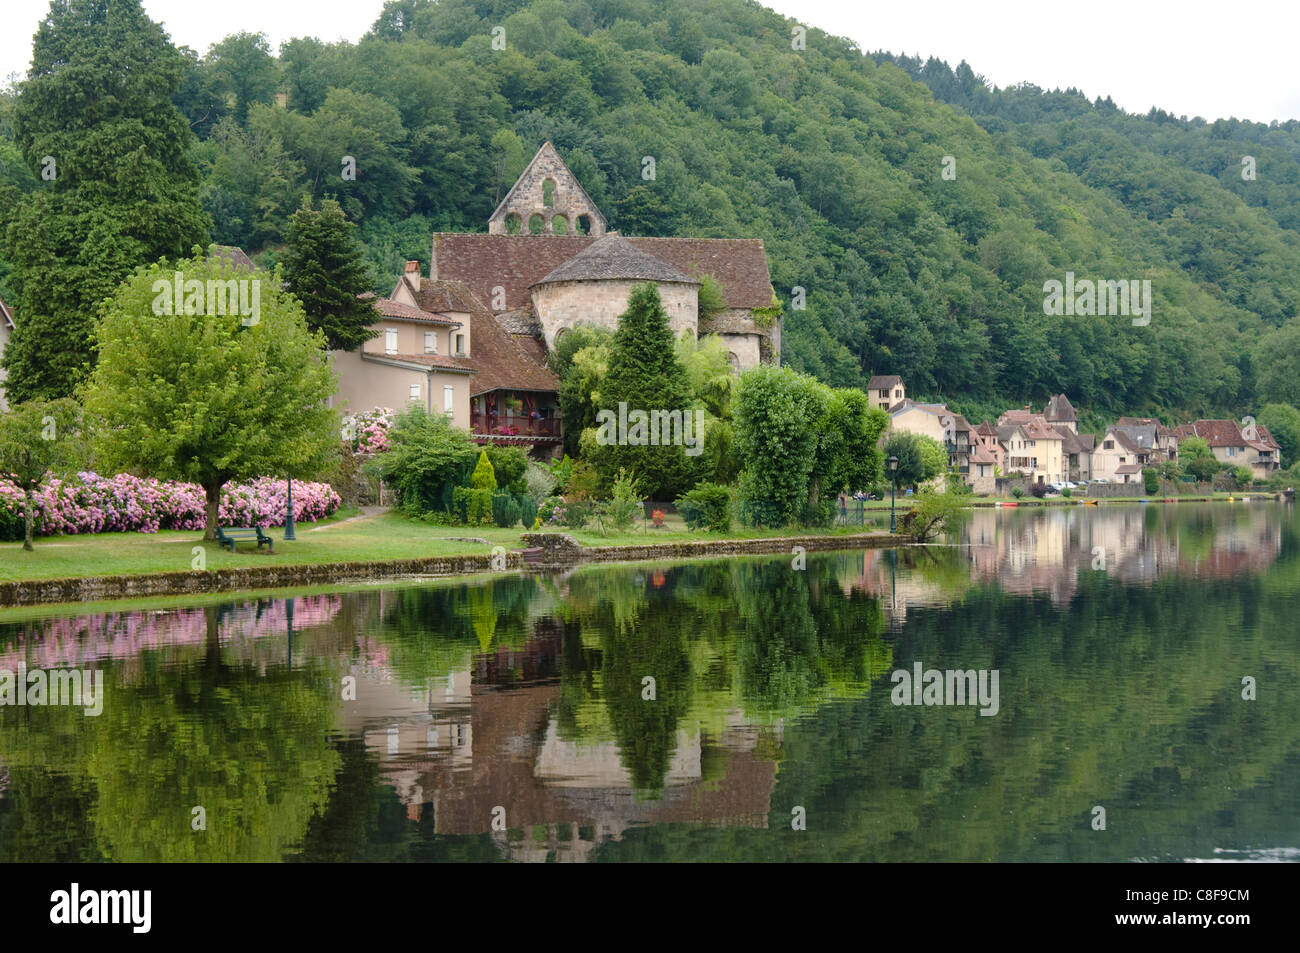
[431,234,774,312]
[868,375,902,390]
[364,352,474,374]
[362,294,461,326]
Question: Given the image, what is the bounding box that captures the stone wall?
[532,278,699,350]
[487,143,606,237]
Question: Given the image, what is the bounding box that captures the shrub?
[1142,467,1159,494]
[676,482,732,533]
[470,451,496,491]
[1029,482,1047,498]
[1233,465,1254,489]
[898,491,966,541]
[565,498,595,529]
[517,493,538,529]
[1011,486,1025,499]
[549,454,574,492]
[486,445,529,494]
[536,496,567,527]
[524,461,558,503]
[603,469,644,531]
[0,473,341,540]
[452,486,493,525]
[492,491,521,528]
[1061,487,1071,498]
[369,406,477,515]
[566,460,601,500]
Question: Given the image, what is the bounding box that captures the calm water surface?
[1,502,1297,862]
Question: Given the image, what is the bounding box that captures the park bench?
[215,526,274,553]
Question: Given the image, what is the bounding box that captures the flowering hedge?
[0,472,341,540]
[343,407,393,455]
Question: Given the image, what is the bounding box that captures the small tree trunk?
[203,480,223,540]
[22,486,35,552]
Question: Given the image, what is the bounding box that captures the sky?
[2,0,1297,123]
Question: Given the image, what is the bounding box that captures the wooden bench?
[215,526,274,553]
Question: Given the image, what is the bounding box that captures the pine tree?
[282,197,379,351]
[590,282,700,498]
[0,0,210,402]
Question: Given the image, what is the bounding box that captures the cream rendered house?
[1000,419,1065,485]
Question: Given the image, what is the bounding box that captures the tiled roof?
[362,294,461,326]
[971,443,996,465]
[431,233,774,311]
[1117,416,1171,435]
[868,375,902,390]
[976,420,999,436]
[469,306,559,395]
[362,352,474,374]
[408,278,478,315]
[1180,419,1267,449]
[998,406,1036,425]
[1056,426,1088,454]
[536,234,695,285]
[496,308,542,335]
[1045,393,1077,422]
[1116,464,1143,474]
[1254,424,1280,451]
[1023,419,1063,440]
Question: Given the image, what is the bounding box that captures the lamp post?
[888,455,899,533]
[284,477,296,540]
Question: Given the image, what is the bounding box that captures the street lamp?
[284,476,296,541]
[888,455,899,533]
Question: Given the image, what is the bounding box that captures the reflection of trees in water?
[0,606,341,861]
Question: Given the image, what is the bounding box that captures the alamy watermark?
[0,665,103,716]
[890,661,1000,716]
[152,271,260,326]
[594,402,705,457]
[1043,272,1151,326]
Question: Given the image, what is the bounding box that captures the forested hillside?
[3,0,1298,418]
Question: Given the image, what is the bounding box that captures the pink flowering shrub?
[0,472,341,540]
[343,407,393,455]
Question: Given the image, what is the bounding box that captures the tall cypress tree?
[591,282,700,498]
[282,197,379,351]
[0,0,210,402]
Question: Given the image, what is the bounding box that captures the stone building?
[332,141,781,456]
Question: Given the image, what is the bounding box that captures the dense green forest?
[3,0,1299,419]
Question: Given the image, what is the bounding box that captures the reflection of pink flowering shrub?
[0,472,340,539]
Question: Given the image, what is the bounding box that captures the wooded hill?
[3,0,1298,420]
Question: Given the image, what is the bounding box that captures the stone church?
[331,141,781,456]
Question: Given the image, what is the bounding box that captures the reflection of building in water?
[839,506,1284,619]
[339,619,777,862]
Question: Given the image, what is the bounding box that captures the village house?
[974,420,1004,473]
[1174,419,1283,481]
[1044,393,1078,433]
[1091,425,1154,484]
[867,375,905,412]
[1115,416,1179,462]
[0,295,14,413]
[330,141,780,456]
[887,399,990,490]
[997,418,1065,486]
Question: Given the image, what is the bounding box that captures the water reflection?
[0,503,1296,862]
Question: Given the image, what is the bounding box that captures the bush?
[0,473,341,540]
[452,486,493,525]
[898,491,966,541]
[1011,486,1025,499]
[1061,487,1071,498]
[676,482,732,533]
[564,498,595,529]
[1142,467,1159,494]
[524,461,558,503]
[369,406,477,515]
[486,445,529,494]
[1233,465,1254,489]
[1029,482,1047,498]
[603,468,644,531]
[471,451,496,491]
[517,493,538,529]
[491,491,521,527]
[566,460,601,500]
[536,496,567,527]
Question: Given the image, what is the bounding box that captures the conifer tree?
[282,197,379,351]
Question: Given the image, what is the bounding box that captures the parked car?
[1092,478,1110,484]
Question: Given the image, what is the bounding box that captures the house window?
[1227,446,1238,457]
[424,331,437,354]
[1103,440,1114,449]
[454,334,465,356]
[443,385,454,415]
[409,382,420,402]
[385,329,398,354]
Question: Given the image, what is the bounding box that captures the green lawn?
[0,509,891,584]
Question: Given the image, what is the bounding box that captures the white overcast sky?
[3,0,1297,122]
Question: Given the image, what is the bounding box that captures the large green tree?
[282,197,379,351]
[81,252,338,538]
[0,0,210,401]
[588,283,699,498]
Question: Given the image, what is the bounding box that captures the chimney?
[405,260,420,276]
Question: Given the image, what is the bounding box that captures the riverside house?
[1174,419,1283,481]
